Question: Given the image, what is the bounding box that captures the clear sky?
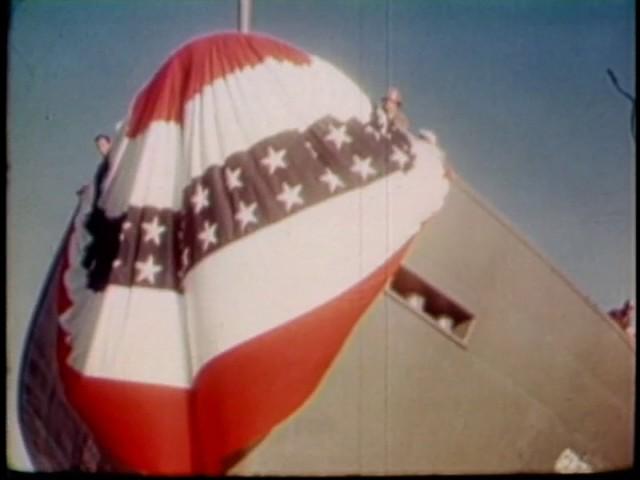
[7,0,635,470]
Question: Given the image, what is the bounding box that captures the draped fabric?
[19,32,450,474]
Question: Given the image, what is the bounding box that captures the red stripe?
[127,33,311,138]
[56,239,73,316]
[56,242,410,474]
[57,333,193,473]
[191,242,410,473]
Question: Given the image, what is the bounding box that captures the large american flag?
[19,32,449,474]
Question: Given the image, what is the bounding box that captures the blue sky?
[7,0,635,470]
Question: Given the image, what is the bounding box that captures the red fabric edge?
[127,33,311,138]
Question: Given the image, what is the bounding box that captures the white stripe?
[180,57,371,179]
[62,138,449,386]
[61,181,191,387]
[63,287,191,387]
[100,57,372,214]
[100,123,186,215]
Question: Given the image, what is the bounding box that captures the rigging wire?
[606,68,636,142]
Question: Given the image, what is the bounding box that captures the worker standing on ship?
[608,300,635,342]
[76,134,112,198]
[381,86,410,131]
[93,134,112,201]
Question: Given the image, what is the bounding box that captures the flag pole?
[238,0,252,33]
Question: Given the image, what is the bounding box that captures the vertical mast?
[238,0,252,33]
